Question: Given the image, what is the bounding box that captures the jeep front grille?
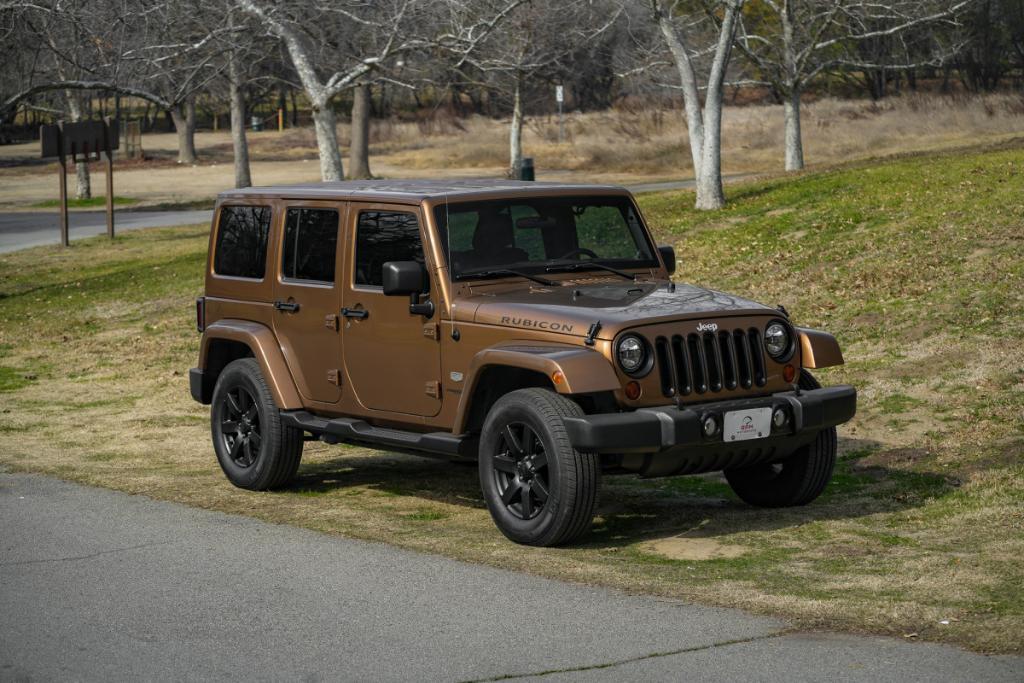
[654,328,767,398]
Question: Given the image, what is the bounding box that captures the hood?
[461,279,775,340]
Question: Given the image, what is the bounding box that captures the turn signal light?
[624,381,642,400]
[551,370,565,386]
[783,364,796,383]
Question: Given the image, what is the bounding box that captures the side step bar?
[280,410,477,459]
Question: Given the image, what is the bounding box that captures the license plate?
[723,408,772,442]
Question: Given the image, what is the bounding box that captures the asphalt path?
[0,210,213,253]
[2,473,1020,682]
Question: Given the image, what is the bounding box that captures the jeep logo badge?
[696,322,718,333]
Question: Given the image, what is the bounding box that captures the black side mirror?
[658,244,676,276]
[382,261,427,296]
[382,261,433,318]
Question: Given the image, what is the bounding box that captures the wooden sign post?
[40,118,120,246]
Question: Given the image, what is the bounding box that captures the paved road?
[0,210,212,253]
[1,473,1020,682]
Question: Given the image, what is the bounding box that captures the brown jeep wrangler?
[190,180,855,546]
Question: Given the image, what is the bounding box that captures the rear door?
[341,203,442,417]
[272,201,345,405]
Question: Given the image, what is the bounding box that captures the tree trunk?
[783,88,804,172]
[693,2,741,210]
[229,55,252,189]
[655,3,704,178]
[311,103,344,181]
[65,93,91,200]
[169,102,197,164]
[348,83,372,179]
[508,80,524,179]
[695,110,726,210]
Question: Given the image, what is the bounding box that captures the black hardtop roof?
[217,179,631,203]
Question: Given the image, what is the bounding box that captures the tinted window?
[355,211,423,287]
[282,208,338,283]
[214,205,271,279]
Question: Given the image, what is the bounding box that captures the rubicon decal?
[500,316,575,333]
[696,322,719,332]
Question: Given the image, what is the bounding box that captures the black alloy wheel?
[491,422,551,520]
[478,388,600,546]
[219,385,262,469]
[210,358,303,491]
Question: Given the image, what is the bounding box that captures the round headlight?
[616,335,646,374]
[764,321,791,359]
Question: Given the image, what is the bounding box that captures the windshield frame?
[431,193,660,282]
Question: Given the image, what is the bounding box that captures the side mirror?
[658,244,676,276]
[382,261,434,318]
[382,261,427,296]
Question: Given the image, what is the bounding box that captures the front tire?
[724,370,837,507]
[210,358,303,491]
[479,388,599,546]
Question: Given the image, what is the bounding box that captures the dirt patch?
[854,447,932,469]
[644,536,749,561]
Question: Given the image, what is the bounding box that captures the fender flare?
[198,319,303,409]
[796,327,845,369]
[453,342,620,433]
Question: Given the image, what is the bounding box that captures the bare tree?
[236,0,524,181]
[649,0,745,210]
[1,0,230,164]
[734,0,973,171]
[458,0,622,178]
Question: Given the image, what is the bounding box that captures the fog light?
[624,381,642,400]
[772,407,789,429]
[702,414,719,437]
[783,364,796,383]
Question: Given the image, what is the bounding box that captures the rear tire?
[724,370,836,507]
[479,388,599,546]
[210,358,303,491]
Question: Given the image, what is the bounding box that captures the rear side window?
[354,211,423,287]
[282,208,339,283]
[214,205,271,279]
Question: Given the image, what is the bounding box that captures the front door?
[342,203,442,417]
[272,201,345,405]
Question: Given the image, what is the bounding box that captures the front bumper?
[563,385,855,470]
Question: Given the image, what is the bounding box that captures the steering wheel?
[555,247,599,260]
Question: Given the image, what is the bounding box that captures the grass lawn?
[1,143,1022,653]
[32,196,138,209]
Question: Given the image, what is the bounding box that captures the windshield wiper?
[458,268,558,287]
[544,260,636,281]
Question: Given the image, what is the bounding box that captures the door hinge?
[425,380,441,398]
[423,322,439,340]
[327,369,342,386]
[324,313,339,331]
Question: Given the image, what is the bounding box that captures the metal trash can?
[520,157,535,181]
[251,115,263,132]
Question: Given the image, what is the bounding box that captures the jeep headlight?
[616,335,647,375]
[764,321,791,359]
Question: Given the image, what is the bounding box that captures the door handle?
[341,307,369,319]
[274,300,300,312]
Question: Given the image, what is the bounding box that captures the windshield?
[433,195,658,280]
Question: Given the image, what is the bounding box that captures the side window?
[282,208,338,283]
[355,211,423,287]
[213,205,271,279]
